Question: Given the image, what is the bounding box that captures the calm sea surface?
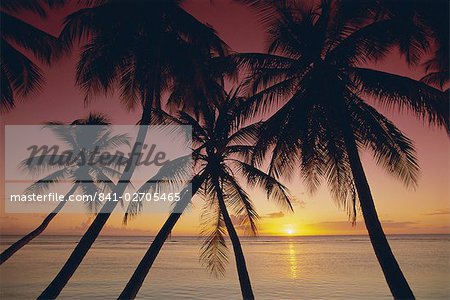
[0,234,449,299]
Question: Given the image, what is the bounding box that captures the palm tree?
[334,0,449,89]
[38,1,227,298]
[0,0,65,112]
[0,113,128,265]
[118,90,294,299]
[233,2,448,299]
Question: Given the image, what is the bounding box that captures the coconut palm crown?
[233,1,448,299]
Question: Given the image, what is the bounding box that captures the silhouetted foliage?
[0,113,126,265]
[121,90,293,299]
[0,0,63,112]
[234,1,448,298]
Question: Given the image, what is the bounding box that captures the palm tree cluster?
[1,0,448,299]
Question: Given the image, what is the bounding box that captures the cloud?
[290,197,306,208]
[431,225,450,231]
[0,216,19,221]
[69,221,151,236]
[378,220,419,229]
[263,211,285,219]
[424,208,450,216]
[101,224,151,236]
[307,219,421,232]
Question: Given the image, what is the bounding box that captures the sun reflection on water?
[287,242,298,279]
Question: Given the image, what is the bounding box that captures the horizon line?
[1,233,449,238]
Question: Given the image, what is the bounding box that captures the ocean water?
[0,235,449,299]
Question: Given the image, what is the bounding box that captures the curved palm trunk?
[215,178,255,300]
[118,174,205,299]
[38,113,151,299]
[0,183,79,265]
[343,131,415,299]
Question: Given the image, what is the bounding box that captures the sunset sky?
[1,0,449,236]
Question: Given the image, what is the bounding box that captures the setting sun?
[284,225,296,236]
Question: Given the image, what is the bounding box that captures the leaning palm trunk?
[38,110,151,299]
[343,128,415,299]
[118,175,205,299]
[0,183,79,265]
[214,178,255,300]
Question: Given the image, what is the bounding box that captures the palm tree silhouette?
[0,0,65,112]
[119,90,293,299]
[0,113,128,265]
[38,1,227,298]
[335,0,449,89]
[233,2,448,299]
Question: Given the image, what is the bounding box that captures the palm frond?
[221,174,259,235]
[94,132,130,152]
[420,72,449,90]
[1,41,44,99]
[227,122,262,147]
[1,0,47,17]
[319,116,357,221]
[350,97,420,187]
[326,19,395,66]
[199,200,228,277]
[250,100,302,181]
[350,67,449,130]
[77,173,103,214]
[71,112,111,125]
[231,53,295,74]
[1,12,57,63]
[58,5,106,52]
[19,155,68,177]
[23,169,68,195]
[75,36,134,103]
[123,155,193,222]
[238,0,281,28]
[43,125,79,149]
[1,64,14,112]
[231,159,294,212]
